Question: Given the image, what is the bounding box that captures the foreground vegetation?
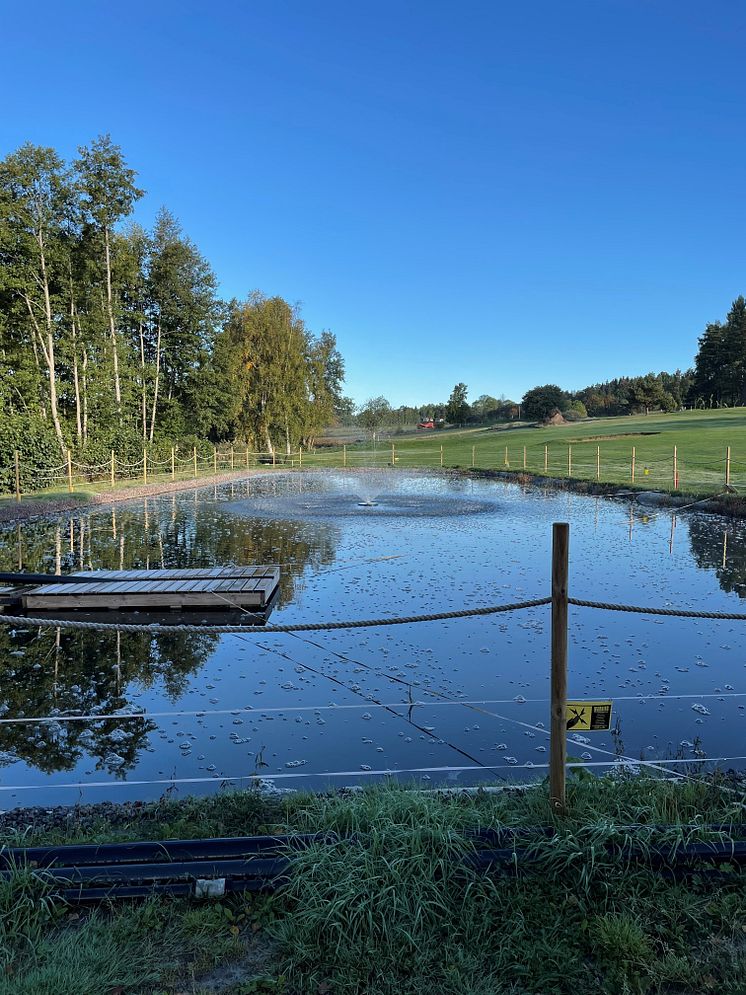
[2,776,746,994]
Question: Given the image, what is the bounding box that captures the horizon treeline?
[350,296,746,429]
[0,136,344,474]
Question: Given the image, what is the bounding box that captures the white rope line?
[2,755,745,793]
[4,691,744,726]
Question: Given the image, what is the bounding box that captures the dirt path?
[0,469,283,524]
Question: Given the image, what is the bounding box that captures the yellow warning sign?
[566,701,612,732]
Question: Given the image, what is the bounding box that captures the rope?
[0,597,551,633]
[569,598,746,621]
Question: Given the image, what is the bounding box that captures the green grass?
[305,408,746,496]
[2,777,746,993]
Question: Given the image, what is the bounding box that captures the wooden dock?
[2,566,280,623]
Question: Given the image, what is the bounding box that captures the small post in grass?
[726,446,731,487]
[67,450,73,493]
[391,442,395,466]
[299,445,303,468]
[213,448,217,475]
[673,445,678,490]
[596,446,601,481]
[440,444,443,468]
[272,449,276,468]
[631,446,636,483]
[171,447,175,481]
[14,450,20,502]
[550,521,569,815]
[143,450,148,485]
[111,451,116,489]
[245,446,250,468]
[471,444,475,469]
[505,445,509,467]
[523,446,527,470]
[343,444,347,467]
[193,447,197,478]
[544,445,548,474]
[230,446,235,471]
[568,446,572,477]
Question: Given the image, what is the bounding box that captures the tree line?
[0,136,344,482]
[352,296,745,431]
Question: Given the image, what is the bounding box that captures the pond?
[0,470,745,808]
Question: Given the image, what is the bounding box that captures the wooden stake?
[523,446,527,470]
[230,446,235,470]
[505,445,509,467]
[673,445,678,489]
[272,450,276,468]
[471,444,475,469]
[245,446,249,468]
[14,450,20,503]
[343,444,347,467]
[171,447,175,481]
[213,448,217,475]
[111,450,115,489]
[568,446,572,477]
[299,445,303,468]
[726,446,731,487]
[550,522,569,815]
[544,445,548,474]
[596,445,600,481]
[67,450,73,493]
[143,450,148,485]
[631,446,636,483]
[193,446,197,478]
[440,444,443,468]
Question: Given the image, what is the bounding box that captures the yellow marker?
[566,700,612,732]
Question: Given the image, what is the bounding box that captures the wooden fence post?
[726,446,731,487]
[272,449,276,468]
[230,446,235,470]
[343,444,347,467]
[550,522,570,815]
[213,448,218,475]
[193,447,197,478]
[245,446,250,468]
[143,450,148,485]
[544,445,548,473]
[440,444,443,468]
[596,446,600,481]
[171,447,175,481]
[673,445,678,489]
[391,443,395,465]
[67,450,73,493]
[299,445,303,468]
[631,446,636,483]
[505,445,509,467]
[523,446,527,470]
[111,451,116,489]
[14,450,20,503]
[568,446,572,477]
[472,445,475,469]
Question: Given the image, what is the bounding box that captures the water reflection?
[0,472,745,802]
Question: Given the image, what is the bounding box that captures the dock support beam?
[550,522,569,816]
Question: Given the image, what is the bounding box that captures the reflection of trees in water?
[0,627,217,775]
[687,518,745,598]
[0,496,339,607]
[0,493,339,776]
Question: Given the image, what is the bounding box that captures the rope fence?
[4,440,745,501]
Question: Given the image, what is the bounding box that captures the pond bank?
[1,778,746,994]
[0,468,281,524]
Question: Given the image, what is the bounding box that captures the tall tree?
[74,135,143,424]
[446,383,469,426]
[0,144,73,452]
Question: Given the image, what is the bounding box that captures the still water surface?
[0,470,744,807]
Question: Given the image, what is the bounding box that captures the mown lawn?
[310,408,746,495]
[2,776,745,994]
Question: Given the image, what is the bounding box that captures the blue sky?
[2,1,744,407]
